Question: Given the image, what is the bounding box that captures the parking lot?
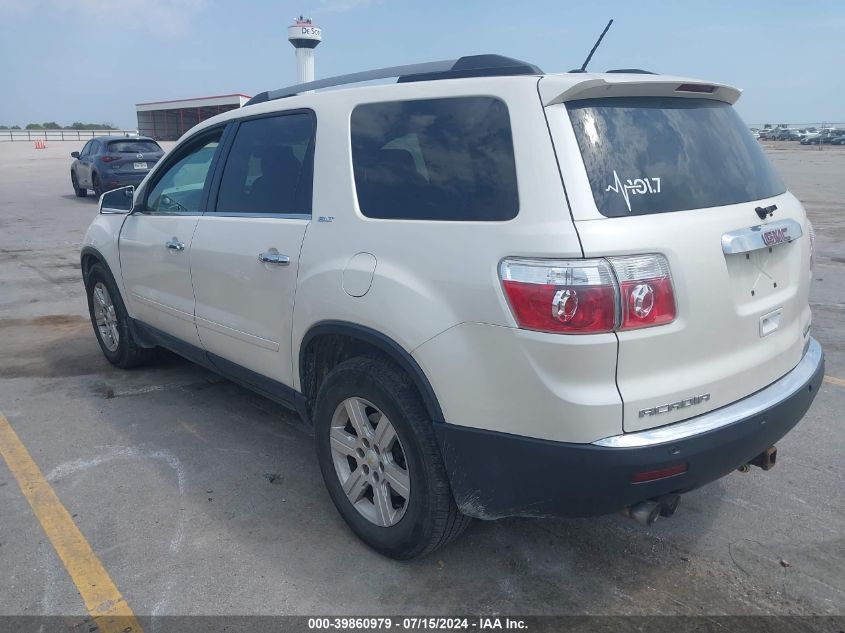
[0,139,843,622]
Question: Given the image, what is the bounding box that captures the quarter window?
[215,113,316,215]
[351,97,519,221]
[145,130,222,214]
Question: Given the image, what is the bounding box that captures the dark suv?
[70,136,164,198]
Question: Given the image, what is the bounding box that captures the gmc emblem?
[762,227,790,246]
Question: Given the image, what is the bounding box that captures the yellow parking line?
[824,375,845,388]
[0,412,143,633]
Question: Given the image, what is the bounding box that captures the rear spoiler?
[539,74,742,106]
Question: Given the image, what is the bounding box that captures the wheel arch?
[80,245,108,283]
[298,321,444,424]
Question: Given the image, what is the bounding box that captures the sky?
[1,0,843,129]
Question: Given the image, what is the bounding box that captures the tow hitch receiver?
[750,445,778,471]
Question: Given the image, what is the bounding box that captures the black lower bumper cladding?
[435,342,824,520]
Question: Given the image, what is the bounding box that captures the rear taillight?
[609,254,676,329]
[499,254,676,335]
[100,155,120,163]
[500,259,617,334]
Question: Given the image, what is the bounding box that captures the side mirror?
[71,151,80,158]
[99,185,135,215]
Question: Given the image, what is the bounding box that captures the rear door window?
[351,96,518,221]
[567,97,786,217]
[214,112,315,216]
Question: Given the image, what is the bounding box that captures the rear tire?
[314,357,471,559]
[71,171,87,197]
[85,262,155,368]
[92,173,103,199]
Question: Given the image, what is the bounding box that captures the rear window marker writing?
[606,170,661,212]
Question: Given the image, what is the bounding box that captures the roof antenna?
[573,19,613,73]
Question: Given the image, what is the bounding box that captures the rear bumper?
[435,338,824,519]
[103,173,146,189]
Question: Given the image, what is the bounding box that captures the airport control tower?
[288,16,322,84]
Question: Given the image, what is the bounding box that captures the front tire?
[314,357,471,559]
[85,263,154,368]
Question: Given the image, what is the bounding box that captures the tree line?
[0,122,118,130]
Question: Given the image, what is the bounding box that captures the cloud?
[0,0,208,38]
[312,0,373,15]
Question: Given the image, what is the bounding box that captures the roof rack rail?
[245,54,542,106]
[605,68,656,74]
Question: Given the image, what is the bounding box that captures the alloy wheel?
[92,282,119,352]
[329,397,411,527]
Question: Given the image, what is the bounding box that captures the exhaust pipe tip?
[624,495,682,524]
[625,500,662,526]
[657,494,681,517]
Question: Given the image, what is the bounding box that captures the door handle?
[165,238,185,251]
[258,251,290,266]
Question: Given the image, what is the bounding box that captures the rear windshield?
[107,140,162,154]
[567,97,785,217]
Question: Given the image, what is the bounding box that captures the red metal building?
[135,94,251,141]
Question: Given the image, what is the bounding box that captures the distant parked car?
[804,129,844,145]
[830,135,845,145]
[71,136,164,198]
[770,129,800,141]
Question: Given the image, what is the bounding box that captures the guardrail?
[0,129,139,142]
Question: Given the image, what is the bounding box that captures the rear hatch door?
[543,78,812,432]
[105,138,164,174]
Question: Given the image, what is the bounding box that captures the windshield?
[567,97,786,217]
[107,140,162,154]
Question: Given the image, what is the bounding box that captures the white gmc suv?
[81,55,824,559]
